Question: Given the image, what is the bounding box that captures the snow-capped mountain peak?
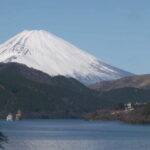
[0,30,133,85]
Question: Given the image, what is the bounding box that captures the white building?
[125,102,134,111]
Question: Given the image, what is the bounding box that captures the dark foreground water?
[1,119,150,150]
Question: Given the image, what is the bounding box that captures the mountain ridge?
[89,74,150,91]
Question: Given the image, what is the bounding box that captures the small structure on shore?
[15,110,22,120]
[125,102,134,111]
[6,113,13,121]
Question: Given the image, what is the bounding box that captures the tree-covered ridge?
[0,63,102,118]
[0,63,150,119]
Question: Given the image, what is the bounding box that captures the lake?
[1,119,150,150]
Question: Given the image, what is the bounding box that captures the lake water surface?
[1,119,150,150]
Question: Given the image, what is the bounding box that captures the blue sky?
[0,0,150,74]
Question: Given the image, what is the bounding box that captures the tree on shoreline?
[0,132,7,149]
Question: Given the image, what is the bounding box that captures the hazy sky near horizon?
[0,0,150,74]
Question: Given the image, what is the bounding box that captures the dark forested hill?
[0,63,103,118]
[0,63,150,119]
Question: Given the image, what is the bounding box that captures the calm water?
[1,119,150,150]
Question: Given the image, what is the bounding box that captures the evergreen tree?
[0,132,7,149]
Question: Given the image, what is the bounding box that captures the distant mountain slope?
[0,30,132,85]
[89,74,150,91]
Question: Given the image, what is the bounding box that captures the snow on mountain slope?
[0,30,133,85]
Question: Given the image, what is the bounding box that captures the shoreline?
[84,105,150,125]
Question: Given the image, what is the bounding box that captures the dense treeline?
[0,63,150,118]
[0,63,103,118]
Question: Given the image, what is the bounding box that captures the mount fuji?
[0,30,132,85]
